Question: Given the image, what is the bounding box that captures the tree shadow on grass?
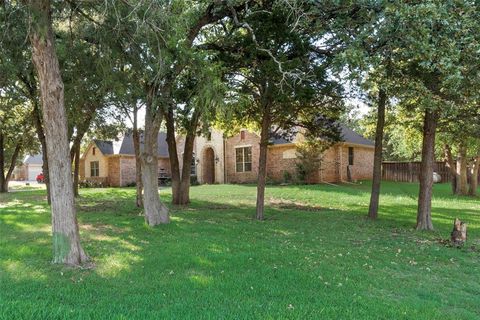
[2,186,480,319]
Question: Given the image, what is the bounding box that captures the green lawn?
[0,182,479,319]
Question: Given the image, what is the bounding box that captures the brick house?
[79,132,173,187]
[81,125,374,186]
[195,125,375,184]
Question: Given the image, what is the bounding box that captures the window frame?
[348,147,354,166]
[90,161,100,177]
[235,146,252,173]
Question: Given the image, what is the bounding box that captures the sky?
[129,99,370,130]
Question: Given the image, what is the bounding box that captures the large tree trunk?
[444,144,457,194]
[455,143,468,195]
[29,0,88,265]
[256,107,271,220]
[368,88,387,220]
[132,105,143,208]
[165,106,200,206]
[416,109,438,231]
[69,104,97,197]
[141,87,169,226]
[178,130,197,205]
[164,106,182,205]
[469,155,479,196]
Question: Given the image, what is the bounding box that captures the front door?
[203,148,215,184]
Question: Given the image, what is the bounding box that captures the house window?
[240,130,246,140]
[348,147,354,166]
[235,147,252,172]
[207,131,212,141]
[92,147,96,156]
[90,161,100,177]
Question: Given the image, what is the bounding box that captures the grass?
[0,181,479,319]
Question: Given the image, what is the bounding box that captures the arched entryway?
[202,147,215,184]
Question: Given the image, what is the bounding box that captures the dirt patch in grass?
[77,200,132,213]
[80,223,125,234]
[269,197,322,212]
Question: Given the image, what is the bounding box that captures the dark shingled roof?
[339,125,375,147]
[269,125,374,147]
[269,133,294,145]
[94,132,169,157]
[93,140,114,155]
[24,154,43,165]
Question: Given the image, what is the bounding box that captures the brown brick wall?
[120,156,136,186]
[118,156,171,187]
[266,145,297,183]
[107,157,121,187]
[157,158,171,176]
[225,130,374,184]
[319,147,339,182]
[79,159,85,180]
[80,155,171,187]
[12,165,27,181]
[225,131,260,183]
[344,145,374,181]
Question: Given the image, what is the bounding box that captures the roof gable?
[24,154,43,165]
[90,132,169,157]
[339,125,375,147]
[269,125,374,147]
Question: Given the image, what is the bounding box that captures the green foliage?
[215,1,344,140]
[0,97,39,170]
[295,135,330,183]
[78,180,107,188]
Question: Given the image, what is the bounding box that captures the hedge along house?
[79,132,172,187]
[206,125,375,184]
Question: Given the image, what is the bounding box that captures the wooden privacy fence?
[382,161,453,183]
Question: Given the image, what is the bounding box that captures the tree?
[440,104,480,196]
[72,1,239,223]
[0,2,52,201]
[0,101,37,192]
[469,150,480,196]
[27,0,88,265]
[309,1,391,220]
[370,1,479,230]
[165,62,225,205]
[118,99,144,207]
[295,135,330,184]
[218,2,343,220]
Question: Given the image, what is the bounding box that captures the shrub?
[79,180,106,188]
[190,175,199,186]
[282,170,293,184]
[295,137,329,184]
